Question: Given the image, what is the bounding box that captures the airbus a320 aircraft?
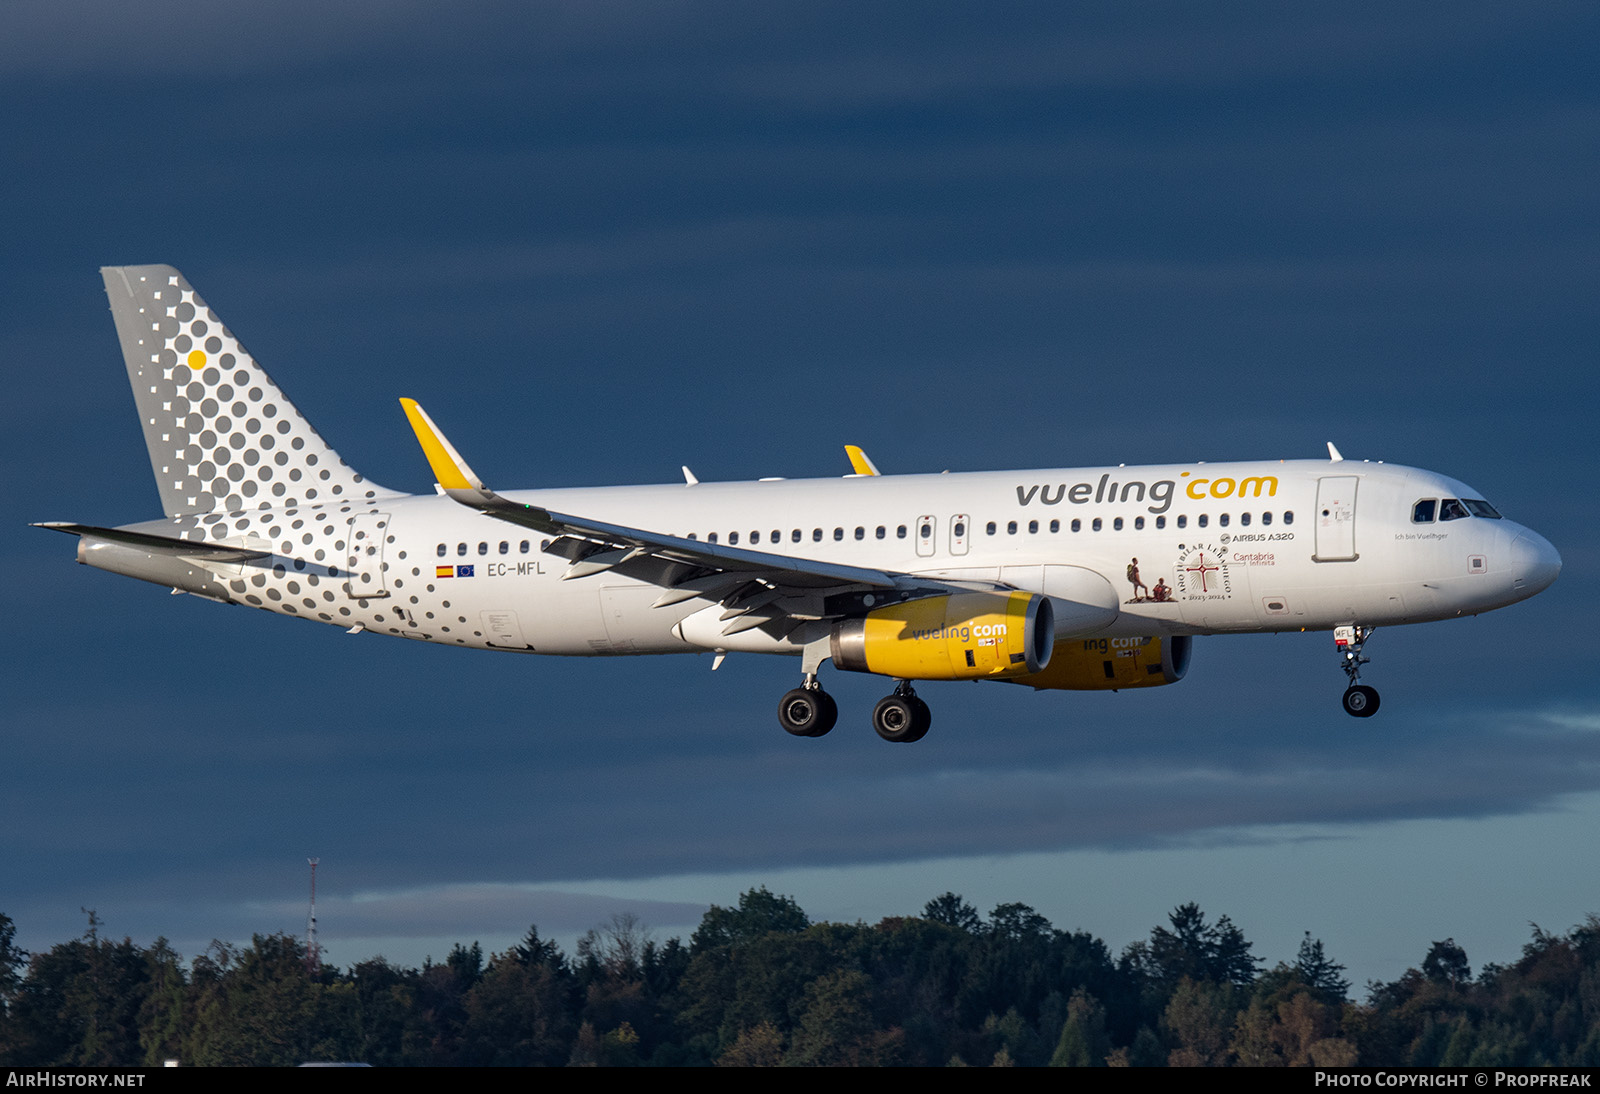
[40,266,1562,742]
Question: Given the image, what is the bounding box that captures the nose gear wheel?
[1334,625,1379,718]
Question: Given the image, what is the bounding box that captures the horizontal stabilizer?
[33,522,269,561]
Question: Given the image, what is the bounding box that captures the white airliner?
[40,265,1562,741]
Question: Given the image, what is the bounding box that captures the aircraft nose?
[1511,529,1561,596]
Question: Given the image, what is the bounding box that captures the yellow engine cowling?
[830,591,1054,681]
[1008,634,1192,691]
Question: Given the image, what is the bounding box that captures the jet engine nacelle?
[831,591,1054,682]
[1008,634,1192,691]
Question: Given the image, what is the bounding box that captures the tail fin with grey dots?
[101,264,398,519]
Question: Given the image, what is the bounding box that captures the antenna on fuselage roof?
[1327,442,1344,463]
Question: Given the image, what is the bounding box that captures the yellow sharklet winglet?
[400,398,485,493]
[845,445,881,476]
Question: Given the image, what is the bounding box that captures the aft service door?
[1313,477,1359,562]
[345,512,391,598]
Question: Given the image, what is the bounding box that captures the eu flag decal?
[456,564,475,577]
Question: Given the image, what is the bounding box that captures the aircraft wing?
[400,400,963,634]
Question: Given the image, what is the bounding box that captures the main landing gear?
[872,682,931,744]
[1334,625,1380,718]
[777,675,932,742]
[778,676,838,737]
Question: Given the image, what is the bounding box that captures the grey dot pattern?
[171,502,431,637]
[107,265,395,519]
[99,267,522,648]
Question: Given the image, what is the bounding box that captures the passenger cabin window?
[876,526,886,539]
[1092,518,1102,532]
[813,528,823,542]
[986,522,997,535]
[1134,516,1145,530]
[457,542,467,556]
[1261,512,1272,526]
[1113,517,1123,531]
[499,541,509,554]
[834,527,844,541]
[1176,516,1187,529]
[1028,520,1038,534]
[1413,499,1437,523]
[1198,515,1208,528]
[436,543,446,557]
[729,532,739,545]
[1007,521,1018,534]
[1240,513,1251,527]
[520,540,530,553]
[707,533,718,544]
[855,526,865,540]
[792,529,802,543]
[1155,516,1166,529]
[897,525,907,539]
[1071,519,1081,532]
[1218,513,1229,528]
[1050,519,1060,533]
[1283,512,1294,525]
[478,542,488,555]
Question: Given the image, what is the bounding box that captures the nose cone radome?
[1512,529,1561,597]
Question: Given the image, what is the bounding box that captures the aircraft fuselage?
[81,457,1556,655]
[45,264,1561,739]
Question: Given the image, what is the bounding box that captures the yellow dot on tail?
[187,349,206,370]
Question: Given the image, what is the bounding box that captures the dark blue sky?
[3,0,1596,986]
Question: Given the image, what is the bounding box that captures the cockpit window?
[1416,496,1499,521]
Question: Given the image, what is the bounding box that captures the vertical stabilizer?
[101,264,395,518]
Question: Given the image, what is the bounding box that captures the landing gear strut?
[778,675,837,737]
[872,681,932,743]
[1334,625,1380,718]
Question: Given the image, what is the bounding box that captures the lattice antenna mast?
[306,857,321,975]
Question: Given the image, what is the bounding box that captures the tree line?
[2,894,1598,1066]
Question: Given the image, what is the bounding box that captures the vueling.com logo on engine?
[908,623,1009,643]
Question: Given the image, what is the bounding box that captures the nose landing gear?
[1335,625,1380,718]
